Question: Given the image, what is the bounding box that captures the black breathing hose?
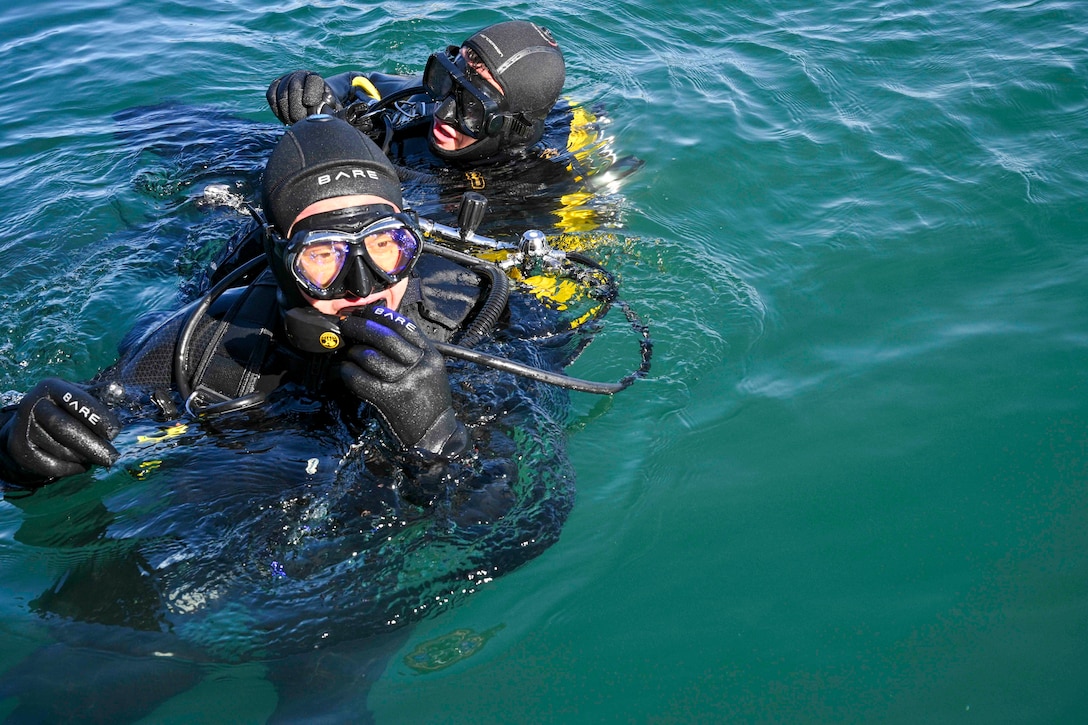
[424,244,651,394]
[434,341,638,395]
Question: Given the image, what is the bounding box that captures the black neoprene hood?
[463,20,565,118]
[428,20,566,164]
[261,115,403,235]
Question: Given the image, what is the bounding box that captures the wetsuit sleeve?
[326,71,424,106]
[324,72,369,106]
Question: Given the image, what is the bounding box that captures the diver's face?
[288,194,411,316]
[430,47,504,152]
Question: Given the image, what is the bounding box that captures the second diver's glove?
[266,70,343,125]
[0,378,121,486]
[338,306,467,457]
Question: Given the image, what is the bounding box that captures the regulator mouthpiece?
[283,306,346,353]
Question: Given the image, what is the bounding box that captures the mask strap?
[289,204,399,236]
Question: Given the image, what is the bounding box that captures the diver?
[267,20,566,166]
[266,20,642,226]
[0,114,524,487]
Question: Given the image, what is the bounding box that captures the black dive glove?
[0,378,121,485]
[338,306,467,457]
[266,70,343,125]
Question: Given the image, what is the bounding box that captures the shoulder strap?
[187,274,280,407]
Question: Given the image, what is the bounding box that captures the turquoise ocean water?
[2,0,1087,721]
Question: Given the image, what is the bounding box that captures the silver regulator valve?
[501,229,568,274]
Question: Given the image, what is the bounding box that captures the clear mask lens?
[364,227,417,275]
[294,239,350,289]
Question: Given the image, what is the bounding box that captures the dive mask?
[283,211,422,300]
[424,46,511,138]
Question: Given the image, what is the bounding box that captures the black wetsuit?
[0,232,581,658]
[319,72,641,229]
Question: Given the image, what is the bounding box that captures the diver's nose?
[344,257,374,299]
